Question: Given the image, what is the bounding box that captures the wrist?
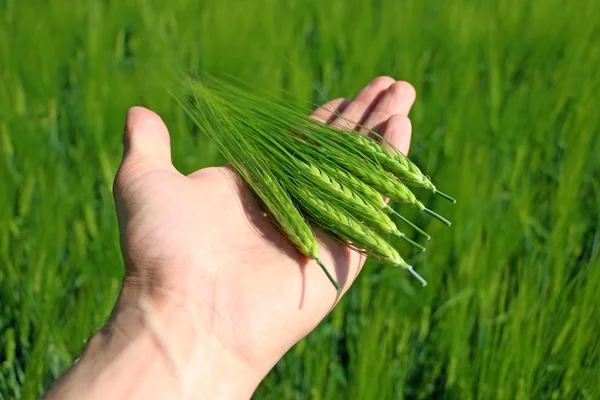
[47,290,260,399]
[118,294,261,399]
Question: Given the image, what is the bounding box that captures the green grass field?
[1,0,599,398]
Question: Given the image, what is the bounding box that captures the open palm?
[112,76,416,396]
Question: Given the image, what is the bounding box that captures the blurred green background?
[1,0,599,398]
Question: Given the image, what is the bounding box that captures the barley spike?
[293,186,404,265]
[299,162,400,235]
[342,132,455,204]
[345,133,434,188]
[323,163,431,240]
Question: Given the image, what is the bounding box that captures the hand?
[46,77,416,399]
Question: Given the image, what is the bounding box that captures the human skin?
[45,77,416,399]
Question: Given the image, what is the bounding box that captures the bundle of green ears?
[176,77,455,291]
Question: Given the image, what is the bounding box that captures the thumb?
[121,106,174,171]
[113,107,176,241]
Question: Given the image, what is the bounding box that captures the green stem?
[315,256,341,292]
[406,266,428,286]
[433,189,456,204]
[399,235,426,252]
[389,208,431,240]
[422,207,451,226]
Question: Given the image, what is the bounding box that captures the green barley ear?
[315,163,431,239]
[176,75,445,288]
[176,80,341,291]
[294,162,426,252]
[197,75,454,223]
[290,185,427,286]
[345,131,434,187]
[267,119,452,227]
[324,118,456,204]
[380,137,456,204]
[243,165,342,291]
[320,163,385,208]
[353,170,450,227]
[242,124,427,251]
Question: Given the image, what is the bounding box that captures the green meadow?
[1,0,599,398]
